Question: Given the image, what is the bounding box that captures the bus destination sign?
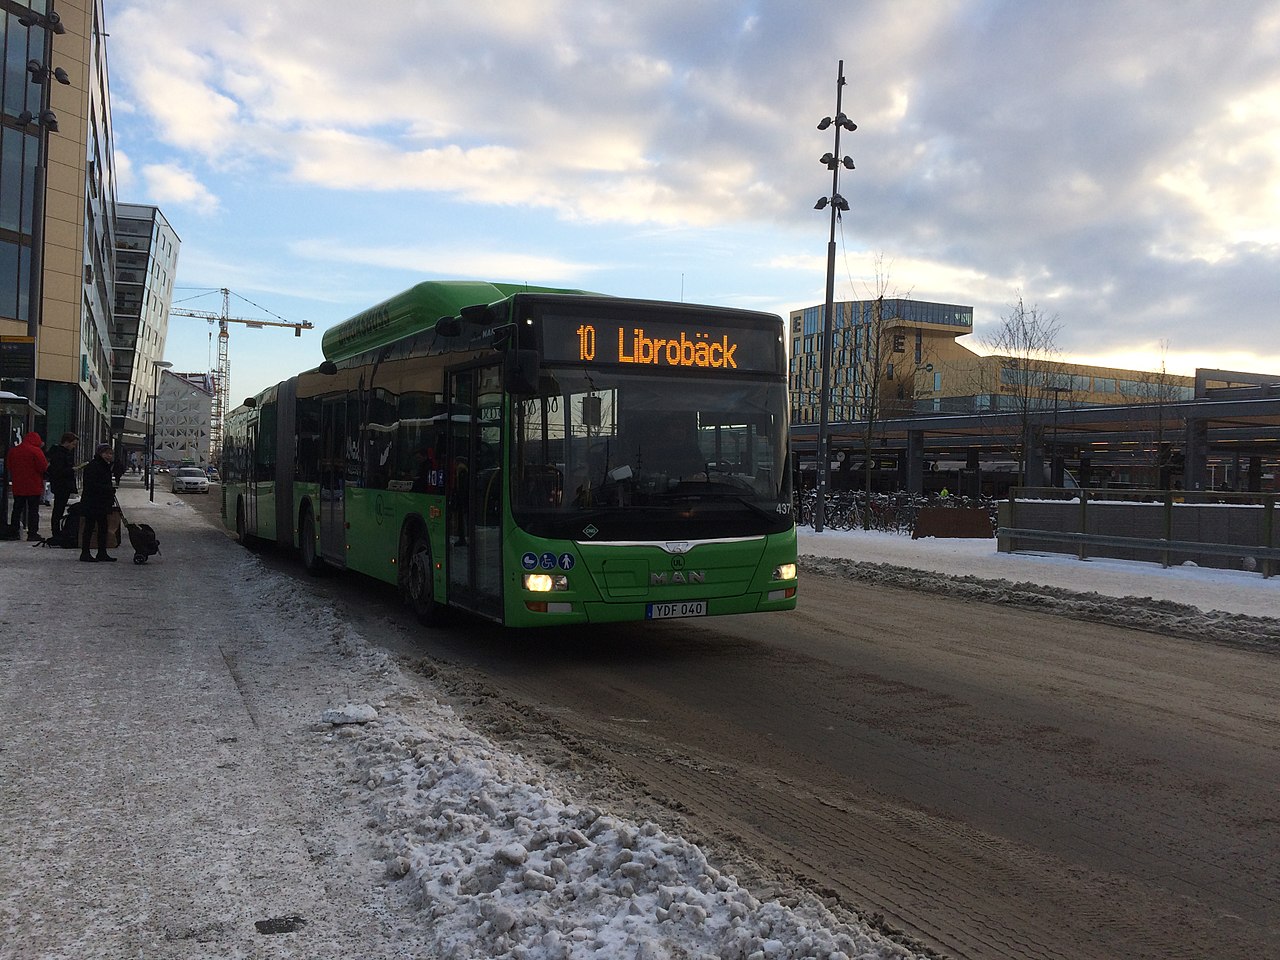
[541,315,781,375]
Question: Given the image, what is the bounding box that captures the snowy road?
[362,564,1280,960]
[204,485,1278,959]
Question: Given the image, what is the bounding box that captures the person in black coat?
[46,432,78,538]
[80,443,117,562]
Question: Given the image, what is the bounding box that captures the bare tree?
[851,256,914,506]
[1119,340,1185,487]
[825,254,938,505]
[981,295,1064,484]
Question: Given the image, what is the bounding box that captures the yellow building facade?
[789,298,1196,425]
[0,0,117,446]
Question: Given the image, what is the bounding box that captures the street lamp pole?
[1049,385,1070,487]
[149,360,172,502]
[812,61,856,533]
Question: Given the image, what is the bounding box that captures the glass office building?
[0,0,122,448]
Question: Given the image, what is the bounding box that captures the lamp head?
[813,197,829,211]
[817,117,833,131]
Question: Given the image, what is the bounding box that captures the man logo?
[650,570,705,586]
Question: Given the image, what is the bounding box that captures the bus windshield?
[511,366,792,541]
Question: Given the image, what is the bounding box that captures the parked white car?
[171,466,210,494]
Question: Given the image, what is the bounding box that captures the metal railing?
[999,487,1280,577]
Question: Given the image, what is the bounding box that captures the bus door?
[446,363,504,619]
[242,415,259,535]
[319,396,347,563]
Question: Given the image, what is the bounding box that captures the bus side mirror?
[460,303,499,326]
[505,349,540,395]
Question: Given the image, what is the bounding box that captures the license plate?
[646,600,707,619]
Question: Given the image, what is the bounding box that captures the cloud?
[113,148,134,194]
[104,0,819,225]
[289,238,600,286]
[103,0,1280,373]
[140,163,220,215]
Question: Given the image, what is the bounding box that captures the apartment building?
[1,0,176,455]
[113,203,180,445]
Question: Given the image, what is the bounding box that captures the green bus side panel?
[343,487,448,592]
[321,280,597,363]
[219,481,278,541]
[500,525,798,628]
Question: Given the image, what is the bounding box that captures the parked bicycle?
[794,489,996,537]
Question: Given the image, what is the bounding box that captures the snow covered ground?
[799,527,1280,620]
[2,486,1274,959]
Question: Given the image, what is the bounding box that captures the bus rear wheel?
[402,531,445,626]
[299,509,323,575]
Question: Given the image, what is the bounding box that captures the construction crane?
[169,288,314,458]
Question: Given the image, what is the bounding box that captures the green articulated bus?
[221,280,797,628]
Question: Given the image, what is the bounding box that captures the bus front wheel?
[402,531,445,626]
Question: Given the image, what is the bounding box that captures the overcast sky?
[103,0,1280,402]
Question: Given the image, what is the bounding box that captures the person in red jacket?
[6,431,49,541]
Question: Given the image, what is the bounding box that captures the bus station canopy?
[792,396,1280,461]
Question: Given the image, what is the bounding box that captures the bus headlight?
[772,563,797,581]
[524,573,569,592]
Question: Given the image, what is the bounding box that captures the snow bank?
[336,705,917,960]
[228,540,923,960]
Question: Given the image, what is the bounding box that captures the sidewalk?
[0,484,434,958]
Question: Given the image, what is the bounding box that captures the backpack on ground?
[38,526,79,549]
[37,503,82,549]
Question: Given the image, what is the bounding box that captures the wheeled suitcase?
[125,520,160,564]
[115,501,160,564]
